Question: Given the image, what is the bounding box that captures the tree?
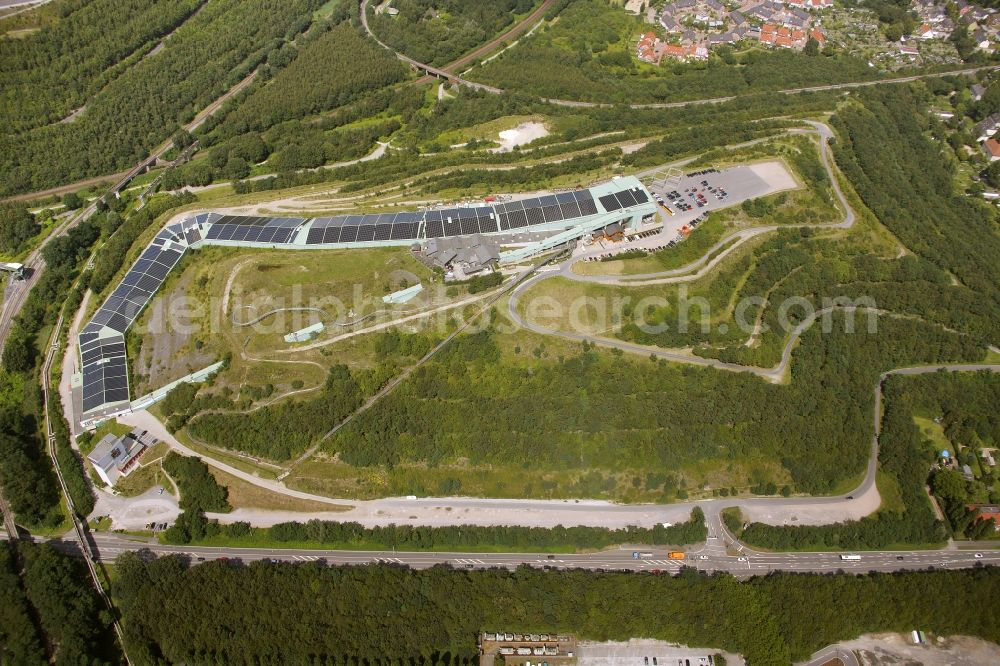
[172,129,194,151]
[931,468,968,503]
[223,156,250,180]
[804,37,819,56]
[983,160,1000,188]
[0,206,39,253]
[61,191,82,210]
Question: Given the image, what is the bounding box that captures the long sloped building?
[78,176,657,425]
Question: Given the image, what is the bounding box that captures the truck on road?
[840,554,861,561]
[668,551,685,560]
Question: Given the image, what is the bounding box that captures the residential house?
[982,137,1000,161]
[974,112,1000,141]
[971,83,987,100]
[970,504,1000,530]
[916,23,941,40]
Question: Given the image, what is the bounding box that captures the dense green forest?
[0,0,324,196]
[0,205,41,255]
[0,0,203,133]
[831,85,1000,312]
[733,374,952,550]
[471,0,878,103]
[0,541,118,664]
[210,21,409,139]
[115,554,1000,665]
[368,0,536,67]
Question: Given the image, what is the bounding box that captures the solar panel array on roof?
[598,185,649,213]
[304,212,424,245]
[204,216,304,245]
[79,222,197,412]
[80,332,129,412]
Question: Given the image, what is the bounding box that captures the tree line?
[172,507,707,549]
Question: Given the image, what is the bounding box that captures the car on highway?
[896,556,904,561]
[698,555,708,560]
[975,553,984,558]
[737,557,748,562]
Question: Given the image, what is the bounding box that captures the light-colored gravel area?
[835,633,1000,666]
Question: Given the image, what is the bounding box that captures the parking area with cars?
[574,161,799,262]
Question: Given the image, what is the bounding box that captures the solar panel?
[307,228,325,244]
[497,212,510,231]
[442,218,461,237]
[599,194,621,212]
[508,210,528,228]
[322,227,342,244]
[257,227,280,243]
[356,225,376,242]
[539,194,558,207]
[339,226,359,243]
[425,219,444,238]
[277,228,297,244]
[541,205,562,223]
[479,216,499,234]
[459,217,479,236]
[615,189,637,208]
[631,187,649,203]
[560,201,582,219]
[390,221,418,240]
[579,198,598,216]
[525,207,544,226]
[555,192,577,205]
[373,224,392,241]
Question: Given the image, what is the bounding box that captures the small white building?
[86,429,153,486]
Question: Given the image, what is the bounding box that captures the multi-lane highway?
[17,531,997,580]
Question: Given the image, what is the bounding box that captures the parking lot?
[576,161,798,260]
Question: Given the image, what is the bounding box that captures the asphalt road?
[16,532,998,580]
